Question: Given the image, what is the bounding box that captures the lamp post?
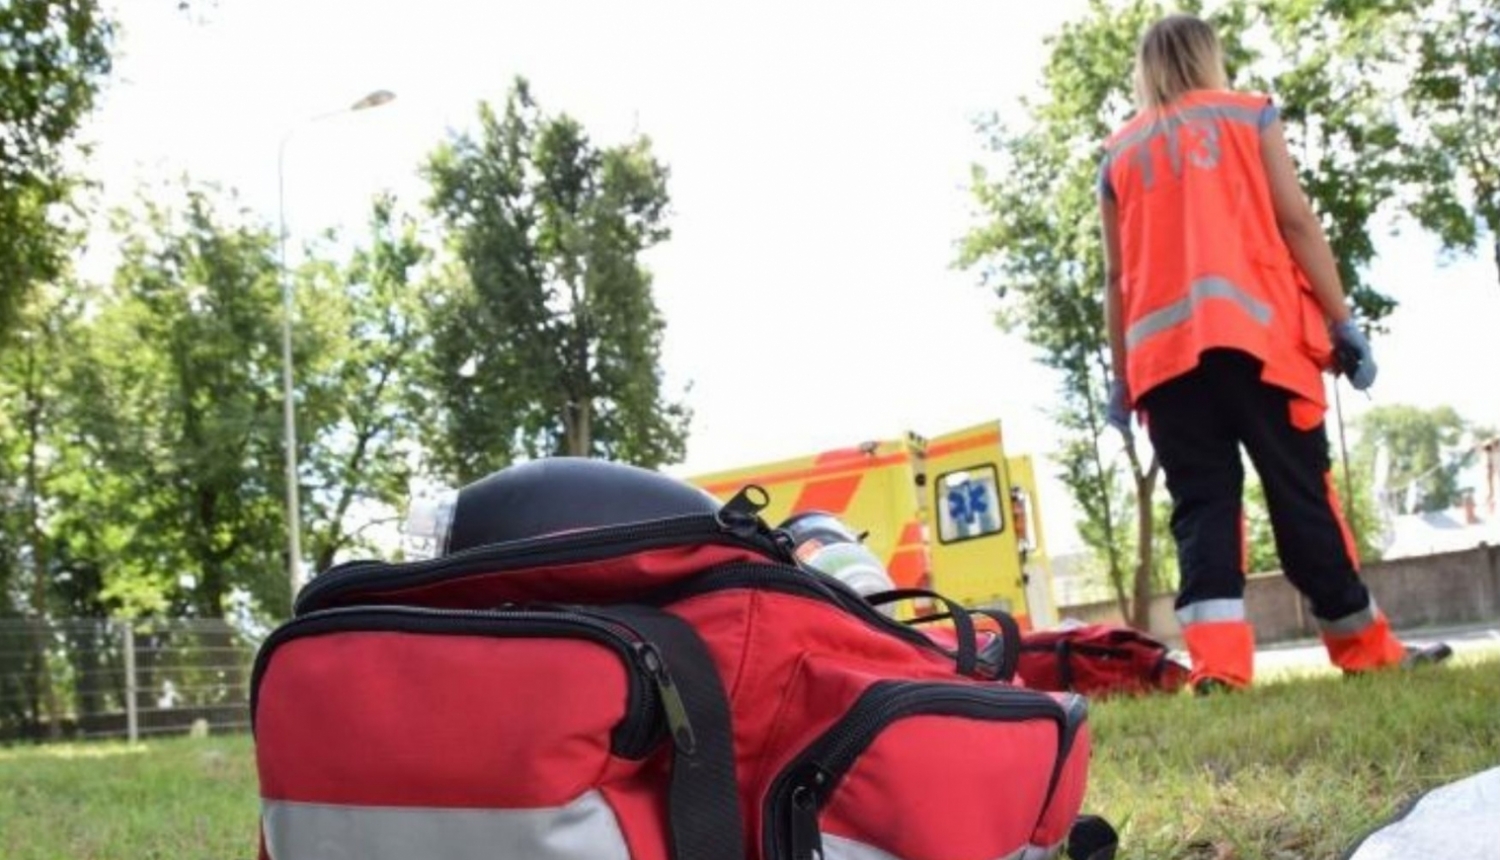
[278,89,396,601]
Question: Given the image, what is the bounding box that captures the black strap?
[598,606,745,860]
[1067,814,1119,860]
[865,588,979,676]
[1054,639,1076,691]
[968,608,1022,683]
[1150,651,1170,683]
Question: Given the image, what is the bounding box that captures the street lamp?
[278,89,396,601]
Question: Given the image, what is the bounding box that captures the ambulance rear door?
[922,421,1033,626]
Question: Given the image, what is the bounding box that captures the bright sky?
[84,0,1500,554]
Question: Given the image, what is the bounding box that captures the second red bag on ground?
[1016,623,1190,697]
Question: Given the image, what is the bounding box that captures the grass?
[0,735,258,860]
[0,653,1495,860]
[1088,651,1500,859]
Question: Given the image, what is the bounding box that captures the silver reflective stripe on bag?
[822,833,1034,860]
[262,790,630,860]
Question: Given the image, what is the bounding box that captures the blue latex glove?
[1106,379,1133,437]
[1331,319,1378,390]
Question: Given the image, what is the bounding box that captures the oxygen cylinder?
[779,511,896,602]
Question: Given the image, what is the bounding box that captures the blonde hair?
[1133,14,1229,109]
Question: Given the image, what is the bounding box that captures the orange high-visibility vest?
[1103,90,1333,413]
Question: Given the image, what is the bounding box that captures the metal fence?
[0,617,261,744]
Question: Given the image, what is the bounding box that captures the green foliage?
[1400,0,1500,283]
[0,0,113,338]
[1356,403,1484,513]
[0,184,450,623]
[0,286,121,618]
[422,79,687,483]
[1246,0,1410,322]
[60,184,289,618]
[0,288,86,737]
[296,195,430,574]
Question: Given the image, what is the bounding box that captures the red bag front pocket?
[252,606,676,860]
[762,680,1087,860]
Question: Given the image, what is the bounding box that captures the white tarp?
[1344,767,1500,859]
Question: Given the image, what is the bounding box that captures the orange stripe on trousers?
[1323,471,1360,570]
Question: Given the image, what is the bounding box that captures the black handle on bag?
[907,606,1020,683]
[968,608,1022,683]
[864,588,979,677]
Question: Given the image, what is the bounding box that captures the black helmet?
[428,457,721,554]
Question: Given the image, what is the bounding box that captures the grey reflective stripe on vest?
[823,833,1033,860]
[1317,598,1381,636]
[262,791,629,860]
[1177,598,1246,626]
[1125,276,1274,353]
[1104,102,1266,169]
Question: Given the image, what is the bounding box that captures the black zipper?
[250,604,684,759]
[1024,641,1166,660]
[295,489,794,616]
[646,562,963,662]
[763,681,1081,860]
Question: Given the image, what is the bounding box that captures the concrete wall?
[1058,544,1500,646]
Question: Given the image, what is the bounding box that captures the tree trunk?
[579,398,591,456]
[312,422,380,574]
[1129,461,1160,632]
[1492,232,1498,292]
[22,335,62,740]
[1109,564,1131,624]
[564,399,592,457]
[1083,386,1129,622]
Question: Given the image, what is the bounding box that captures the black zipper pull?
[719,484,771,527]
[718,484,800,564]
[789,784,825,860]
[636,642,697,755]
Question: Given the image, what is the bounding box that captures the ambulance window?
[935,466,1006,544]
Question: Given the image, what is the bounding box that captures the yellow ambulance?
[688,420,1057,630]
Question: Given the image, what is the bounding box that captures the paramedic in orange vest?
[1098,14,1451,692]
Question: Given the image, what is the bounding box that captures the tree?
[1246,0,1413,322]
[422,79,688,483]
[0,0,113,339]
[1401,0,1500,287]
[64,184,289,618]
[0,287,85,738]
[1356,403,1482,513]
[962,0,1410,629]
[298,196,430,574]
